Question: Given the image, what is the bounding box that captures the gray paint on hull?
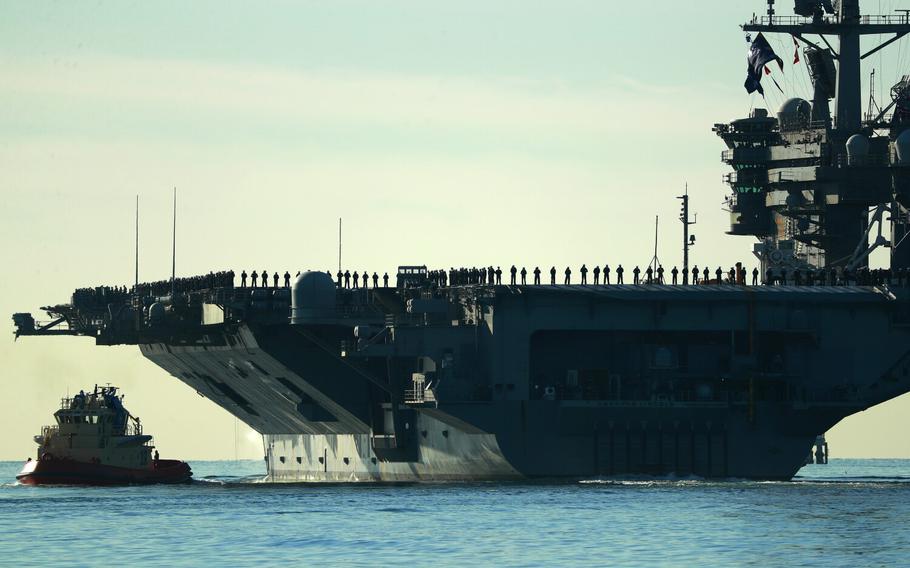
[128,284,910,481]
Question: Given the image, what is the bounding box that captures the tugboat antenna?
[338,217,342,273]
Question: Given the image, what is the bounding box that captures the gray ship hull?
[135,284,910,481]
[259,408,833,482]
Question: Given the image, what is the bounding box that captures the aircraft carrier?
[12,0,910,481]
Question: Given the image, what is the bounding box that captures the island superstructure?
[12,0,910,481]
[717,0,910,275]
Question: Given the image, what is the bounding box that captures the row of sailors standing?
[239,270,294,288]
[337,270,390,289]
[233,270,394,289]
[215,265,910,289]
[438,264,730,285]
[90,263,910,306]
[72,286,130,309]
[133,270,235,297]
[441,264,910,287]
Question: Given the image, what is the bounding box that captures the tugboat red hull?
[16,458,192,486]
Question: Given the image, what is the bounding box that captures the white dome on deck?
[778,98,810,118]
[846,134,870,166]
[290,271,337,323]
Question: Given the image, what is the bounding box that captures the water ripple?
[1,459,909,567]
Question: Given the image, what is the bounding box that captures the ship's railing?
[404,387,437,405]
[721,148,771,163]
[41,425,58,441]
[747,14,910,27]
[747,15,837,26]
[779,118,829,132]
[59,396,97,411]
[857,14,910,25]
[723,170,768,185]
[834,153,891,167]
[59,395,107,411]
[124,421,143,437]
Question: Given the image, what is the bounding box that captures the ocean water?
[1,459,909,567]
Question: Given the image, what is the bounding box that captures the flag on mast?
[792,35,800,65]
[744,33,784,96]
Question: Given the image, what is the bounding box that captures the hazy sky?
[2,0,910,460]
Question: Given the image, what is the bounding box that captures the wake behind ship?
[12,0,910,481]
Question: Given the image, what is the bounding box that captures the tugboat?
[17,385,192,485]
